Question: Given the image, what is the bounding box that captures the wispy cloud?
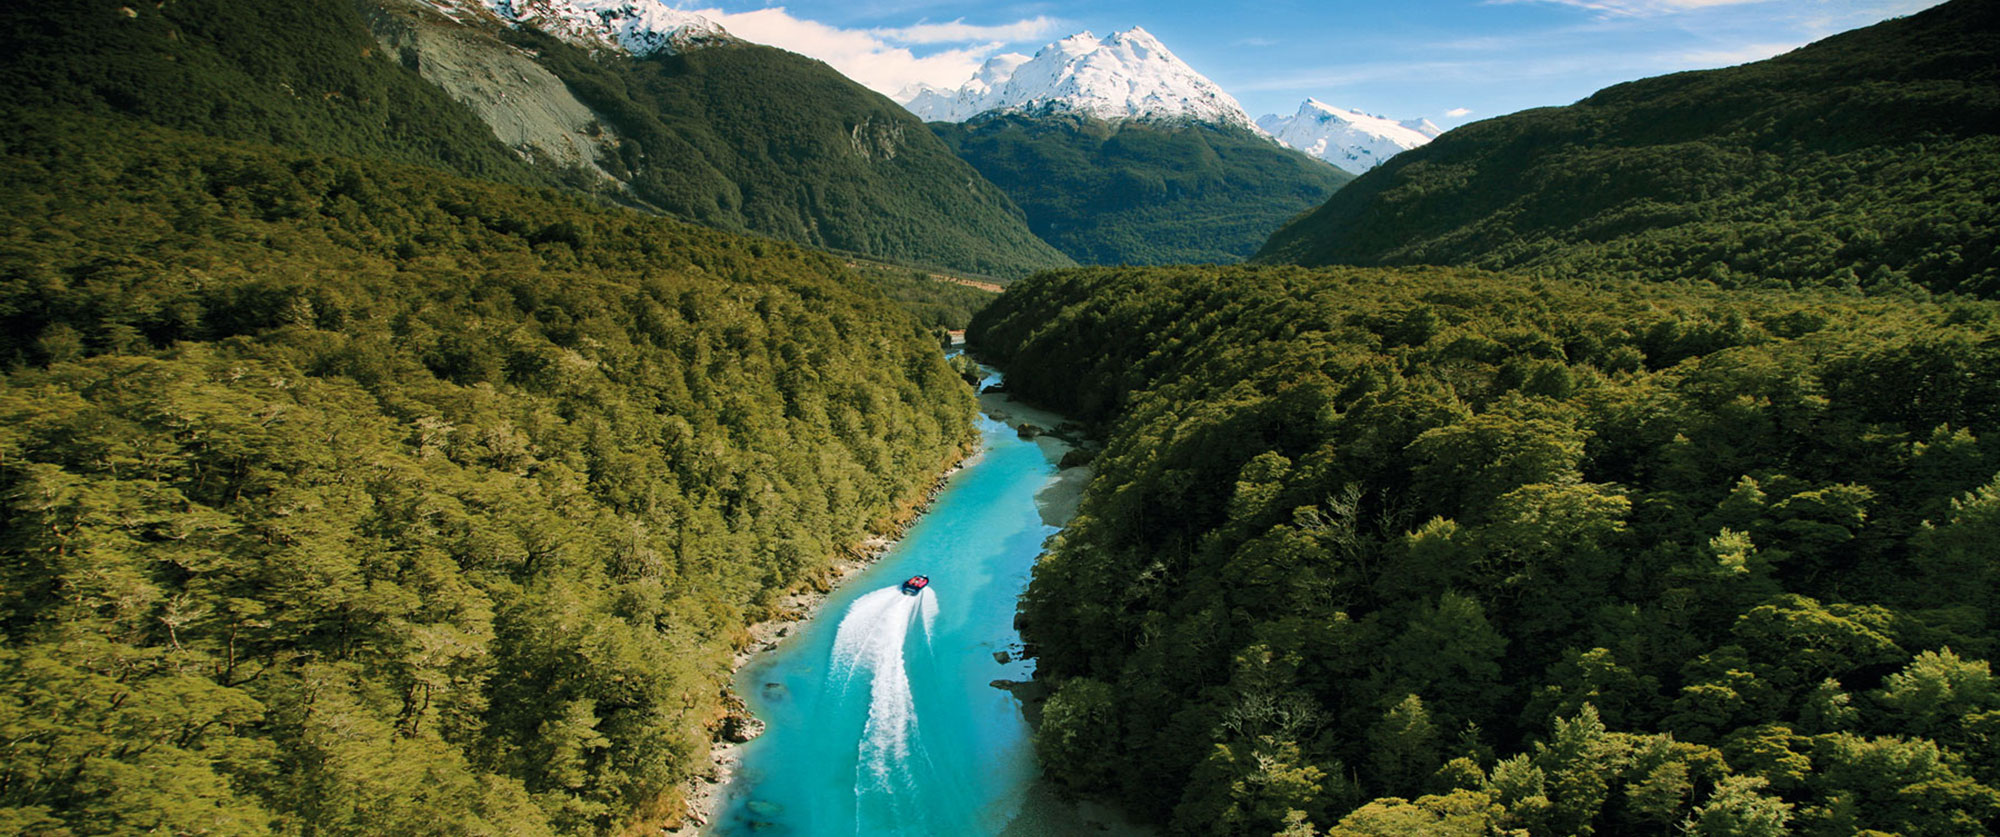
[1446,107,1473,117]
[870,16,1063,44]
[690,6,1062,95]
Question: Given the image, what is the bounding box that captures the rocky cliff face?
[366,0,622,183]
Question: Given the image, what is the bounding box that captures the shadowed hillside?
[1256,0,2000,298]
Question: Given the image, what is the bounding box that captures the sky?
[682,0,1947,128]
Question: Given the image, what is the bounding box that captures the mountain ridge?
[933,113,1351,265]
[900,27,1260,132]
[1255,0,1999,298]
[475,0,731,54]
[1256,98,1442,175]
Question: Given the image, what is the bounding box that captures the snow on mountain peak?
[480,0,730,55]
[898,27,1258,130]
[975,54,1032,85]
[1257,99,1443,175]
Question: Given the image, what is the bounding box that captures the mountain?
[475,0,731,54]
[899,52,1031,123]
[911,27,1351,265]
[0,0,550,186]
[899,28,1259,131]
[418,0,1074,278]
[1255,98,1442,175]
[0,0,1071,279]
[933,115,1351,265]
[488,23,1072,277]
[1256,0,2000,298]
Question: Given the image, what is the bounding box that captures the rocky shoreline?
[675,374,1110,834]
[672,446,980,833]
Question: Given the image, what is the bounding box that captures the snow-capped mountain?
[1256,99,1442,175]
[899,52,1031,123]
[477,0,730,55]
[899,28,1258,131]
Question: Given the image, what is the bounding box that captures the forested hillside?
[934,114,1351,265]
[0,0,545,187]
[1255,0,1999,299]
[0,115,977,834]
[972,265,2000,836]
[0,0,1072,279]
[501,31,1074,278]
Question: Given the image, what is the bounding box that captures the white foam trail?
[828,586,934,788]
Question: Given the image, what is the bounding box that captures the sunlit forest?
[4,0,1998,834]
[0,115,976,834]
[974,264,2000,836]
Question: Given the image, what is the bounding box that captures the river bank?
[672,448,978,832]
[679,366,1151,836]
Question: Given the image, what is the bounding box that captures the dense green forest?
[1255,0,1999,299]
[844,261,1000,331]
[0,0,1071,279]
[972,265,2000,835]
[0,114,977,834]
[0,0,548,188]
[933,114,1352,265]
[503,31,1074,279]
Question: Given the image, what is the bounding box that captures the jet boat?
[900,575,930,595]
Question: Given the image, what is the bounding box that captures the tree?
[1383,593,1507,722]
[1875,648,1999,744]
[1684,775,1793,837]
[1368,695,1443,799]
[1036,677,1123,795]
[1324,790,1502,837]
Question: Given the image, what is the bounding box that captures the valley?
[0,1,1995,836]
[699,371,1147,836]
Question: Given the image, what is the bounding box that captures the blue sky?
[686,0,1946,127]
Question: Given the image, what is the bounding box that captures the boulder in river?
[721,713,766,743]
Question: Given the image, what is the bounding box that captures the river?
[704,374,1148,836]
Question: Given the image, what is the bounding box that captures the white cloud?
[1446,107,1473,117]
[871,17,1063,45]
[688,6,1061,96]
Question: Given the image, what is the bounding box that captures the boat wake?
[830,585,939,796]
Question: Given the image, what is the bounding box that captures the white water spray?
[829,585,936,789]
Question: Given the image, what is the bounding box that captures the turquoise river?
[707,380,1143,836]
